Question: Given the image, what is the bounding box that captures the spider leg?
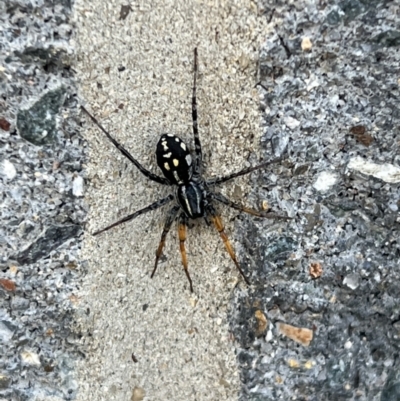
[209,192,291,220]
[206,155,287,186]
[151,205,180,279]
[206,204,250,285]
[203,214,211,226]
[93,194,174,235]
[192,48,202,177]
[81,106,169,185]
[178,212,193,292]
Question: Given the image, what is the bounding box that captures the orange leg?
[151,206,180,279]
[178,213,193,292]
[208,206,250,285]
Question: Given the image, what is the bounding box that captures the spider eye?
[156,134,193,185]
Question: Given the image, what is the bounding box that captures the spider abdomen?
[177,182,205,219]
[156,134,193,185]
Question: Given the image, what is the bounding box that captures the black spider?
[81,48,289,292]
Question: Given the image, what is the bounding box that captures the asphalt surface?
[75,1,270,400]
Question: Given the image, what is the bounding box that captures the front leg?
[208,192,291,220]
[93,195,174,235]
[206,155,287,186]
[191,48,202,177]
[81,106,169,185]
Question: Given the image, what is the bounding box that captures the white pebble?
[301,37,312,51]
[313,171,338,192]
[284,116,300,129]
[72,176,84,197]
[348,156,400,183]
[343,274,359,290]
[266,329,273,342]
[1,160,17,180]
[21,349,41,366]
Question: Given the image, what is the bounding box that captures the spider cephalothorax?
[82,48,289,292]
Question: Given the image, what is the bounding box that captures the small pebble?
[277,322,313,346]
[1,160,17,180]
[313,171,338,192]
[343,274,359,290]
[301,37,312,51]
[21,350,41,366]
[284,116,300,129]
[73,176,84,197]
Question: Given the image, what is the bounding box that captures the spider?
[81,48,289,292]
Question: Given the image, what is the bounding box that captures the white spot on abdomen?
[173,171,182,183]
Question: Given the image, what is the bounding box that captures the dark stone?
[0,375,11,389]
[339,0,366,21]
[264,236,297,265]
[17,87,66,146]
[238,350,254,367]
[14,225,82,265]
[381,370,400,401]
[12,46,71,71]
[119,5,132,20]
[372,30,400,47]
[326,10,341,25]
[293,163,310,176]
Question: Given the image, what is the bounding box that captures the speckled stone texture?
[229,1,400,400]
[0,1,85,400]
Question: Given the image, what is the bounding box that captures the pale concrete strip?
[74,1,269,400]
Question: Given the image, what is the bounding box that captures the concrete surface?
[75,1,270,400]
